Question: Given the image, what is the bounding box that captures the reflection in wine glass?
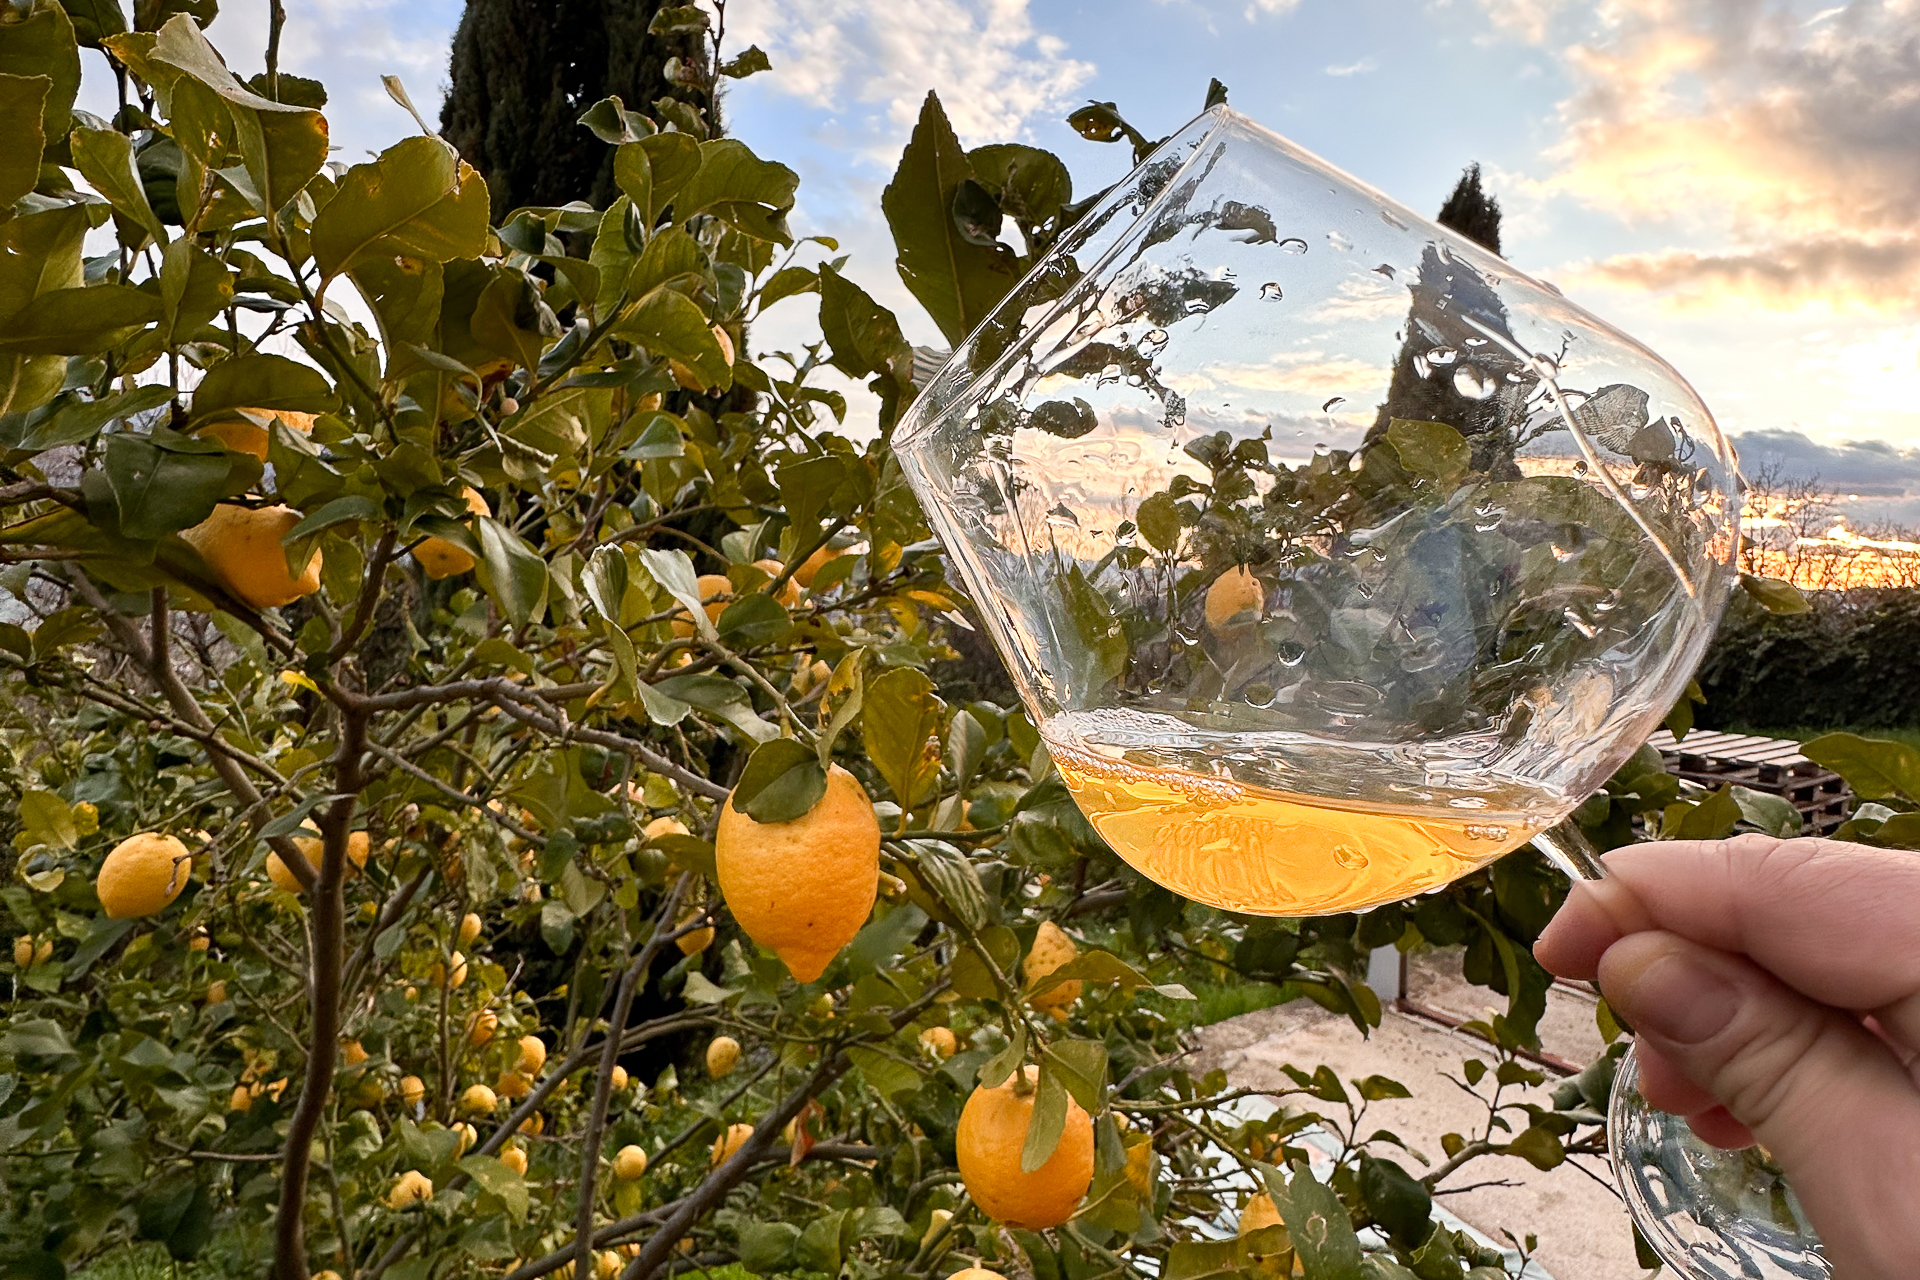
[896,107,1827,1280]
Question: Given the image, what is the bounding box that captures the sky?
[88,0,1920,523]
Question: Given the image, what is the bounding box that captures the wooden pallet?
[1644,729,1851,836]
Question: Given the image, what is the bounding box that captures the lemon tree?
[0,7,1874,1280]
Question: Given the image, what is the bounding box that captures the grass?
[72,1246,175,1279]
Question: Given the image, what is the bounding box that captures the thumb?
[1601,931,1920,1278]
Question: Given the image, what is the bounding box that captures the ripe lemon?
[182,504,322,610]
[204,980,227,1004]
[266,831,370,893]
[671,573,734,638]
[919,1026,959,1059]
[515,1035,547,1076]
[228,1084,252,1112]
[399,1075,425,1107]
[458,912,482,947]
[706,1035,741,1078]
[188,929,210,951]
[453,1122,478,1156]
[1204,566,1263,637]
[710,1122,753,1166]
[12,935,33,968]
[194,407,314,461]
[458,1083,497,1115]
[792,545,840,589]
[469,1009,498,1046]
[614,1144,648,1180]
[340,1040,369,1067]
[956,1066,1094,1229]
[751,558,801,606]
[609,1065,629,1091]
[415,487,491,579]
[644,816,689,841]
[594,1251,622,1280]
[715,764,879,983]
[311,1271,342,1280]
[945,1271,1009,1280]
[387,1169,433,1208]
[96,832,192,918]
[432,950,469,988]
[675,908,714,956]
[1025,921,1081,1023]
[496,1069,532,1100]
[500,1143,527,1175]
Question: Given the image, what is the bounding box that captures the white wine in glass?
[897,105,1830,1279]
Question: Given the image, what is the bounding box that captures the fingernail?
[1616,951,1739,1045]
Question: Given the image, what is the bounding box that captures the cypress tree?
[1436,162,1502,256]
[440,0,716,219]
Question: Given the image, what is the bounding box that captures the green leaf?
[817,264,913,388]
[637,546,713,640]
[862,666,946,809]
[620,286,729,390]
[71,124,166,247]
[473,515,548,627]
[579,94,655,145]
[135,1180,213,1261]
[1729,785,1802,838]
[637,131,701,225]
[284,495,376,544]
[1026,949,1155,999]
[676,138,797,234]
[1358,1154,1432,1246]
[737,1221,800,1274]
[969,143,1072,229]
[58,0,127,48]
[0,204,87,416]
[151,14,325,214]
[717,593,791,648]
[0,74,48,209]
[1019,1066,1069,1173]
[1267,1162,1364,1280]
[101,428,238,538]
[190,352,336,419]
[909,839,989,932]
[949,922,1019,999]
[881,91,1018,346]
[1803,731,1920,803]
[0,384,171,454]
[847,1045,922,1101]
[1042,1039,1107,1115]
[1739,572,1810,615]
[19,790,78,850]
[1504,1124,1565,1171]
[612,142,652,229]
[731,738,828,824]
[1672,785,1743,841]
[627,225,705,299]
[681,971,739,1005]
[0,284,161,354]
[310,134,489,282]
[156,237,232,346]
[1387,418,1471,488]
[1059,565,1128,700]
[458,1154,529,1222]
[0,2,79,141]
[719,45,770,79]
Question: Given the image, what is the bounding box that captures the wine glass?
[894,106,1827,1279]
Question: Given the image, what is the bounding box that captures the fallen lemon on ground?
[1025,921,1081,1022]
[96,832,192,919]
[415,487,490,579]
[715,764,880,983]
[182,504,322,610]
[267,831,370,893]
[956,1065,1094,1229]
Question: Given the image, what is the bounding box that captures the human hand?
[1535,833,1920,1279]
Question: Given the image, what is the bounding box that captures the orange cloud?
[1570,235,1920,313]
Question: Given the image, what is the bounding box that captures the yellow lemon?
[432,950,469,989]
[193,407,314,461]
[751,558,801,606]
[399,1075,425,1107]
[469,1009,498,1046]
[675,908,715,957]
[453,1122,478,1156]
[670,573,734,638]
[181,504,322,610]
[311,1272,343,1280]
[13,935,34,968]
[96,833,192,919]
[458,911,482,947]
[229,1084,253,1112]
[496,1069,532,1100]
[609,1065,629,1092]
[921,1208,953,1246]
[266,831,370,893]
[710,1122,753,1167]
[957,1066,1094,1229]
[945,1271,1009,1280]
[515,1035,547,1076]
[614,1143,648,1180]
[594,1251,622,1280]
[415,487,490,579]
[340,1039,369,1067]
[919,1026,958,1059]
[644,816,689,841]
[792,545,840,590]
[500,1144,527,1175]
[458,1083,497,1115]
[204,981,227,1006]
[1204,566,1263,637]
[1025,921,1081,1023]
[705,1035,741,1078]
[387,1169,433,1209]
[715,764,879,983]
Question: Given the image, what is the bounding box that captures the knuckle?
[1713,996,1836,1132]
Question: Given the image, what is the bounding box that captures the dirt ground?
[1192,951,1658,1280]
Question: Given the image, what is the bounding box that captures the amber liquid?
[1050,745,1547,916]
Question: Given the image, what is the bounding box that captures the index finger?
[1535,833,1920,1015]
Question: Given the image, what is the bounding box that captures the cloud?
[1731,427,1920,526]
[1244,0,1304,15]
[726,0,1093,157]
[1474,0,1920,314]
[1324,57,1379,76]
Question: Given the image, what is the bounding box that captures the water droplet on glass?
[1426,346,1458,366]
[1322,396,1346,414]
[1244,680,1276,707]
[1463,335,1488,348]
[1046,503,1080,528]
[1074,316,1103,340]
[1505,370,1527,383]
[1183,296,1213,315]
[1453,364,1496,400]
[1137,328,1169,355]
[1380,209,1408,230]
[1277,237,1309,254]
[1331,844,1370,870]
[1562,609,1597,639]
[1326,231,1353,251]
[1275,640,1307,667]
[1259,281,1283,300]
[1412,355,1432,379]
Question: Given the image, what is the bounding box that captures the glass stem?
[1534,818,1607,882]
